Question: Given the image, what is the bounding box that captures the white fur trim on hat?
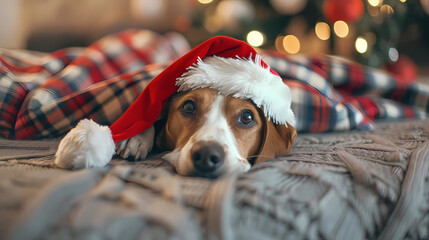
[176,55,296,126]
[55,119,115,169]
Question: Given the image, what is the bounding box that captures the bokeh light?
[315,22,331,40]
[333,21,349,38]
[283,35,300,54]
[246,30,265,47]
[388,47,399,62]
[275,36,285,52]
[355,37,368,54]
[198,0,213,4]
[368,0,382,7]
[380,4,395,17]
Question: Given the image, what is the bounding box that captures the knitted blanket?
[1,119,428,239]
[1,30,428,140]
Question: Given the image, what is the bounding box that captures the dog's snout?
[191,142,225,172]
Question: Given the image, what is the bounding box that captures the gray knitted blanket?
[1,119,428,240]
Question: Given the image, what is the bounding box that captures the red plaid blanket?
[1,30,428,139]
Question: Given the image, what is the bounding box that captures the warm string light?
[355,37,368,53]
[333,20,349,38]
[315,22,331,40]
[198,0,213,4]
[368,0,382,7]
[246,31,265,47]
[275,36,284,53]
[367,0,396,18]
[197,0,408,68]
[203,0,402,61]
[283,35,301,54]
[275,35,301,55]
[380,4,395,16]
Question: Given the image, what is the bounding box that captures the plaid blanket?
[1,30,428,140]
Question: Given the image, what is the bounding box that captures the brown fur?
[155,88,217,151]
[223,95,264,159]
[254,121,297,164]
[155,88,296,165]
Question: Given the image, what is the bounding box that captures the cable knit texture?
[1,119,429,239]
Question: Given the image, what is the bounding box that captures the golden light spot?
[380,4,395,16]
[355,37,368,54]
[315,22,331,41]
[275,36,285,52]
[333,21,349,38]
[368,0,382,7]
[198,0,213,4]
[247,31,265,47]
[283,35,300,54]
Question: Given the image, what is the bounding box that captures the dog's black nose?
[191,142,225,172]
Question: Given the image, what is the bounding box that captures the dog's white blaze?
[170,94,251,176]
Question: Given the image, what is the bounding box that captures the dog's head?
[54,37,297,173]
[156,88,296,178]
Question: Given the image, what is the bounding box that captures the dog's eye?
[181,100,196,116]
[237,110,255,127]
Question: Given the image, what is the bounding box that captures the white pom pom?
[55,119,115,169]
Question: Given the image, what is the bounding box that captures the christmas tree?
[188,0,429,81]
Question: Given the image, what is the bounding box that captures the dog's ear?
[153,99,173,152]
[254,118,297,164]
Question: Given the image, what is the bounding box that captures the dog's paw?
[115,126,155,161]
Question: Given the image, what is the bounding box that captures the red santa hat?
[55,36,295,169]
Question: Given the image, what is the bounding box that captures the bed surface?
[1,119,428,240]
[1,29,429,240]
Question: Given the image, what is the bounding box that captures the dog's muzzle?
[190,141,225,174]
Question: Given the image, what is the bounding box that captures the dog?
[115,87,296,178]
[55,36,297,178]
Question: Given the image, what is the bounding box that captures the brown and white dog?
[115,87,296,178]
[55,38,297,178]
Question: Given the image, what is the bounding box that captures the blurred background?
[1,0,428,81]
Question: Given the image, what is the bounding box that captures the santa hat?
[55,36,295,169]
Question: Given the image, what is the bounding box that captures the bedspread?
[1,119,428,239]
[1,30,428,140]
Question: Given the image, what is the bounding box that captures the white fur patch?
[164,95,250,176]
[176,55,295,127]
[55,119,115,169]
